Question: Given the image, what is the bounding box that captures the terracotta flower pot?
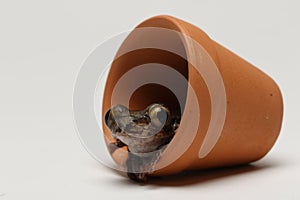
[102,15,283,178]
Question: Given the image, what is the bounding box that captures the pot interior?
[105,27,189,117]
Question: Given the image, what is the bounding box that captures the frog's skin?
[104,104,180,182]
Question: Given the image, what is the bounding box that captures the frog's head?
[104,104,171,139]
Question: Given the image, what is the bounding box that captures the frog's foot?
[127,172,148,183]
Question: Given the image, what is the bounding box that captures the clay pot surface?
[102,15,283,176]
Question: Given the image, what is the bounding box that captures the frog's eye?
[111,105,129,116]
[149,104,170,128]
[110,105,131,129]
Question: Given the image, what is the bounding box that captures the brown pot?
[102,15,283,177]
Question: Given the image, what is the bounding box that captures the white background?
[0,0,299,199]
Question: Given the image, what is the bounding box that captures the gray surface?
[0,0,299,199]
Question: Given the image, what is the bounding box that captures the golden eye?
[149,104,170,128]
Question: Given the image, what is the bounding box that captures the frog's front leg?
[108,139,126,154]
